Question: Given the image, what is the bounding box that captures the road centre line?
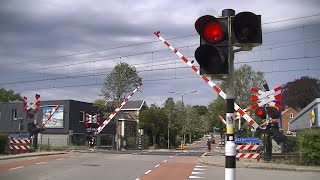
[144,170,152,174]
[154,164,160,168]
[163,160,167,163]
[169,156,173,158]
[9,166,24,170]
[35,162,47,165]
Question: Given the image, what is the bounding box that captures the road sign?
[235,138,260,144]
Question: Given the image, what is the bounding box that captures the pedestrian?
[207,139,211,152]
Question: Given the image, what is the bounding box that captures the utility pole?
[223,9,236,180]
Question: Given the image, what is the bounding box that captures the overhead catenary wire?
[1,53,320,86]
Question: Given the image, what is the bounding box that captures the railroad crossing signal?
[195,15,228,75]
[22,94,41,119]
[194,11,262,76]
[251,86,282,109]
[251,85,282,120]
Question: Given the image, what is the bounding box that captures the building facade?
[289,98,320,132]
[279,107,298,134]
[0,100,116,148]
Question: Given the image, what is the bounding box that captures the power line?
[13,33,320,77]
[2,54,320,86]
[7,14,320,65]
[13,67,320,92]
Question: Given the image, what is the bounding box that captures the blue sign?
[235,138,260,144]
[9,134,30,139]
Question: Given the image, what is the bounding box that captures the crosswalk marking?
[193,168,206,171]
[189,176,203,179]
[191,172,205,175]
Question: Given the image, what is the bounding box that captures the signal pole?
[223,9,236,180]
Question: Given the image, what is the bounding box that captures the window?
[290,113,294,119]
[12,109,17,120]
[79,111,85,122]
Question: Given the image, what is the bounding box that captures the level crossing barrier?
[9,136,31,154]
[235,138,261,161]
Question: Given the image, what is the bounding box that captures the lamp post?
[168,90,197,145]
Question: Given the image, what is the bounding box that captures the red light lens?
[257,109,264,116]
[203,22,224,43]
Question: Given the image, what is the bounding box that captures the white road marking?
[28,157,39,160]
[193,168,206,171]
[195,165,207,168]
[154,164,160,168]
[144,170,152,174]
[169,156,173,158]
[9,166,24,170]
[163,160,167,163]
[191,172,205,175]
[189,175,203,179]
[36,162,47,165]
[134,178,140,180]
[57,158,64,160]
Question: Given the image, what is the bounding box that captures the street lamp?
[168,90,197,146]
[168,90,198,107]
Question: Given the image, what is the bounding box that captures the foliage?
[138,107,167,147]
[0,133,9,154]
[206,97,226,134]
[193,105,208,116]
[0,88,23,102]
[297,128,320,165]
[100,62,141,101]
[92,99,115,119]
[282,76,320,110]
[220,64,266,108]
[207,64,266,134]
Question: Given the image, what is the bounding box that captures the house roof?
[122,100,146,110]
[118,112,136,121]
[105,100,146,110]
[281,107,295,115]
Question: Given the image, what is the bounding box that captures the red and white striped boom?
[96,82,142,134]
[154,31,260,130]
[41,105,60,128]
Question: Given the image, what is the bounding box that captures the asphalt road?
[1,137,319,180]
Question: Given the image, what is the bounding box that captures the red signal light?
[257,109,264,116]
[255,107,266,119]
[203,22,224,43]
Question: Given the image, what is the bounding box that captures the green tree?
[101,62,141,100]
[207,64,266,133]
[282,76,320,110]
[230,64,266,108]
[193,105,208,116]
[0,88,23,102]
[139,107,167,148]
[97,62,141,150]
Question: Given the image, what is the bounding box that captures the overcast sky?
[1,0,320,107]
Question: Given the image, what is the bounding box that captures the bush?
[283,136,299,153]
[0,133,9,154]
[297,128,320,165]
